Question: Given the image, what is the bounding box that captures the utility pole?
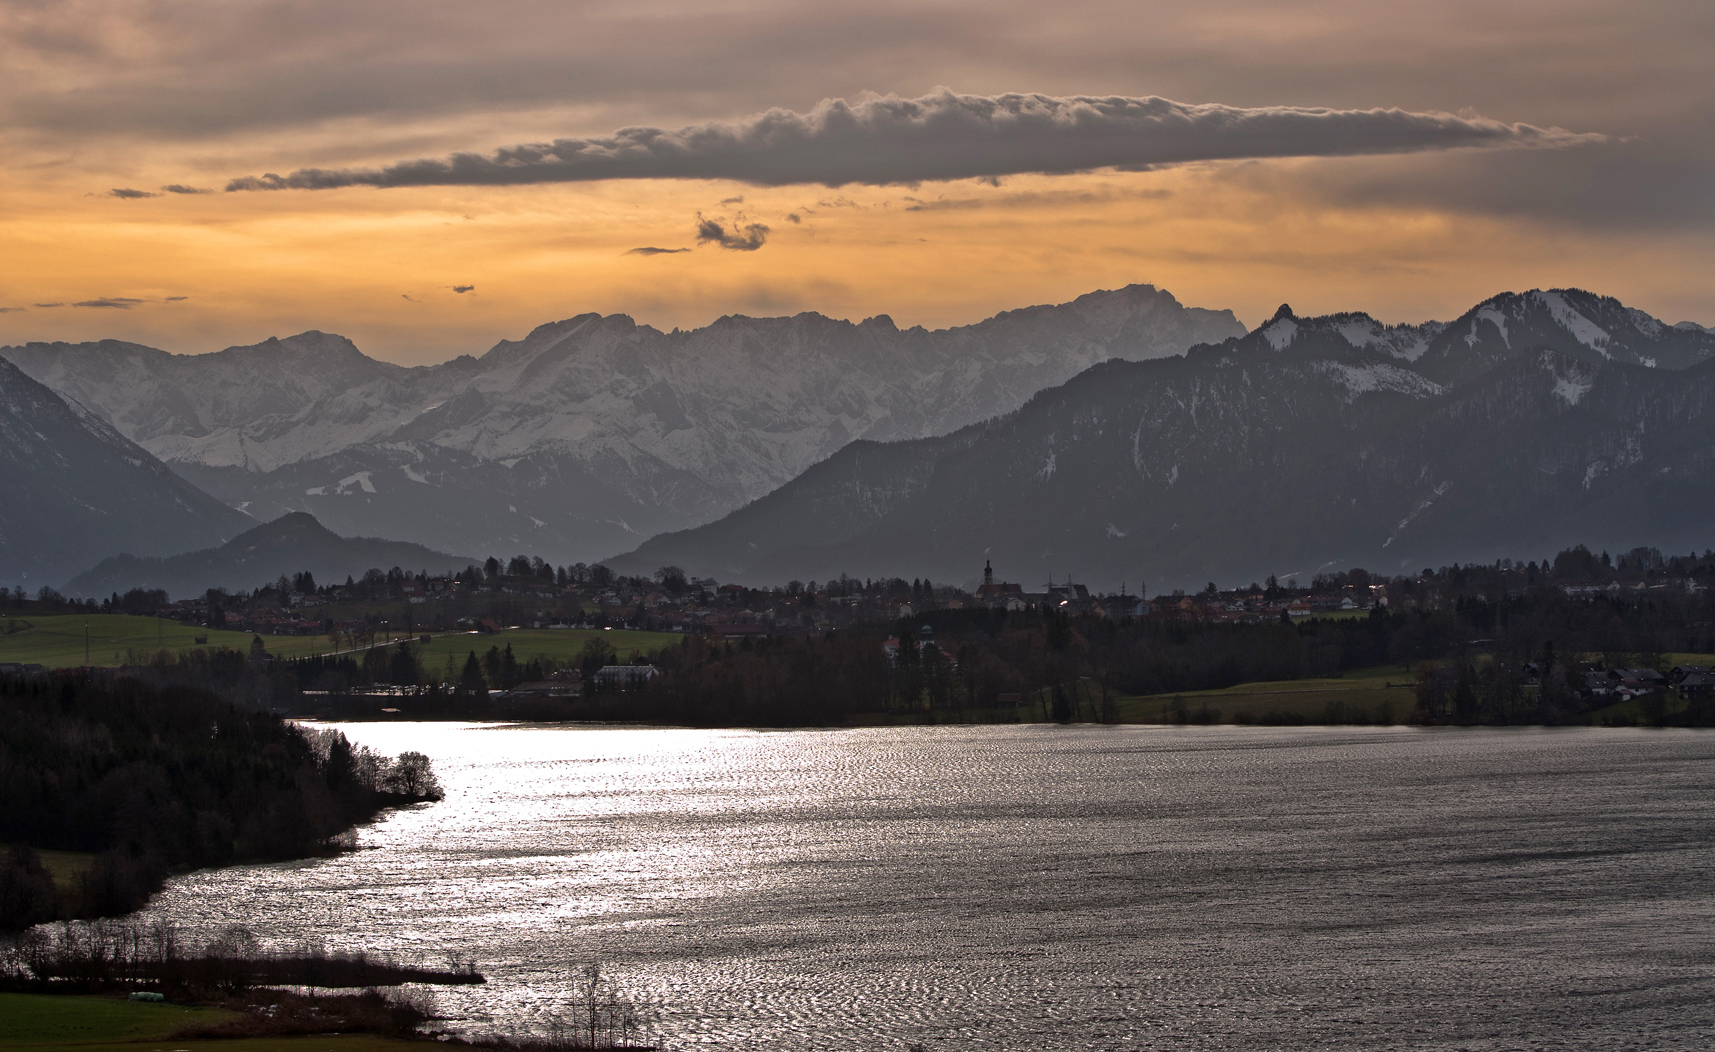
[84,619,90,666]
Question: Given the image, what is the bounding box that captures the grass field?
[0,993,239,1048]
[0,844,96,891]
[0,615,683,672]
[1114,665,1418,723]
[409,627,682,673]
[0,615,332,668]
[0,993,419,1052]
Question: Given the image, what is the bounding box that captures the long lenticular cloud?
[225,89,1602,192]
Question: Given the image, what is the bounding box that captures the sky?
[1,0,1711,365]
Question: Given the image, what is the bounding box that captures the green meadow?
[0,614,331,668]
[0,615,683,672]
[1114,665,1419,723]
[409,627,682,674]
[0,993,419,1052]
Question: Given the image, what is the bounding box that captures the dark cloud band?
[224,89,1601,192]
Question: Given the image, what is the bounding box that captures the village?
[74,544,1709,651]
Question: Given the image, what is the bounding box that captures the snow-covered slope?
[611,296,1715,590]
[3,284,1244,561]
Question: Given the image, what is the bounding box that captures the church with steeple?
[976,559,1024,608]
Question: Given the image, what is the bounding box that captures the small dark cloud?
[401,294,416,301]
[224,90,1599,192]
[451,285,475,293]
[720,195,745,205]
[696,214,769,251]
[73,297,146,308]
[0,306,25,314]
[108,188,158,199]
[33,302,63,308]
[160,184,213,194]
[164,295,189,301]
[904,198,984,212]
[625,246,691,256]
[786,213,801,223]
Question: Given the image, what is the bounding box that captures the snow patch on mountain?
[1336,319,1375,348]
[1469,307,1510,348]
[1262,317,1299,350]
[1314,361,1444,400]
[1553,375,1593,406]
[1383,480,1451,548]
[1535,291,1611,356]
[1542,352,1596,406]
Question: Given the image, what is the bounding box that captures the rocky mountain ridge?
[0,356,251,588]
[607,288,1715,590]
[3,284,1245,562]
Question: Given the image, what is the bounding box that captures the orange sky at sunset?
[2,0,1710,363]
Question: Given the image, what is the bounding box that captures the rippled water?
[137,724,1715,1050]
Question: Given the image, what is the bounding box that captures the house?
[1607,668,1668,698]
[594,665,659,690]
[1677,673,1715,701]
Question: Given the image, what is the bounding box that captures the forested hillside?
[0,673,440,930]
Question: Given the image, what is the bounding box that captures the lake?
[135,723,1715,1050]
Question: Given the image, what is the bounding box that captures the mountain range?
[605,289,1715,590]
[0,355,250,588]
[2,284,1243,565]
[7,282,1712,597]
[64,512,476,600]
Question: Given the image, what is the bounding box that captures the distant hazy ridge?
[3,284,1244,565]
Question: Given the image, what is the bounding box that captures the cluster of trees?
[0,672,441,931]
[2,586,101,614]
[570,586,1715,727]
[9,918,478,995]
[285,639,593,694]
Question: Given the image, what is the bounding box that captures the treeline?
[591,588,1715,726]
[90,585,1715,728]
[6,918,479,994]
[0,672,441,931]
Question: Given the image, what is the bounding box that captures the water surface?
[139,724,1715,1050]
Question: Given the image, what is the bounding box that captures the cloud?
[624,246,691,256]
[720,195,745,205]
[165,295,190,301]
[786,213,801,223]
[73,297,146,308]
[160,184,214,194]
[0,306,25,313]
[451,284,475,293]
[108,187,158,198]
[401,293,416,301]
[33,303,63,308]
[223,89,1601,193]
[696,215,769,251]
[904,197,985,212]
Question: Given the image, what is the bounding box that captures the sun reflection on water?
[134,724,1715,1050]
